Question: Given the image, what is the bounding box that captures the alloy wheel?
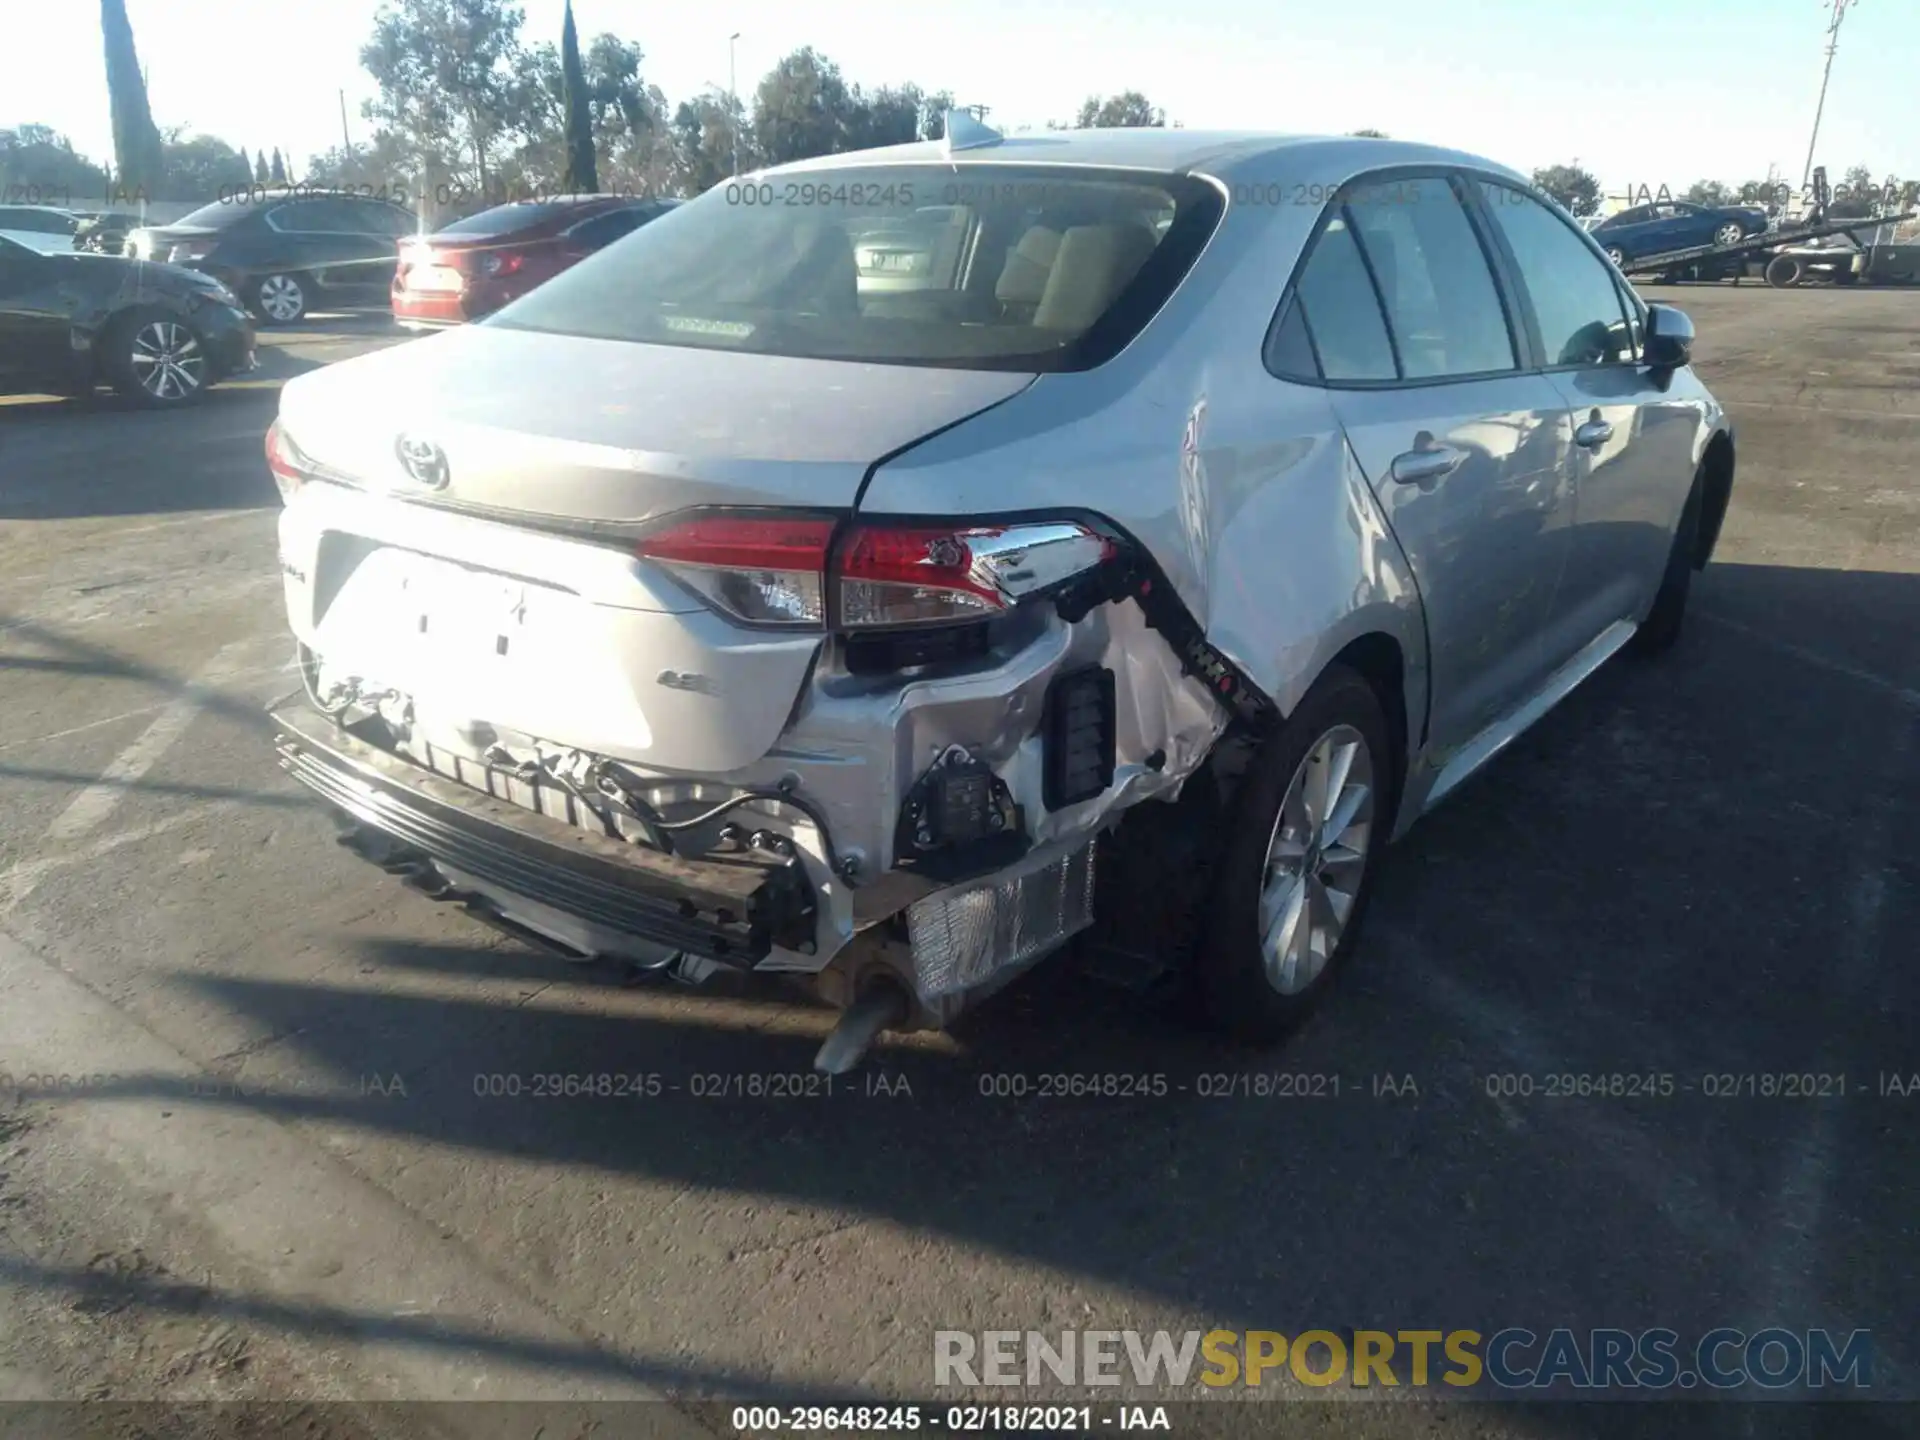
[130,320,206,401]
[1257,724,1375,996]
[258,274,305,322]
[1714,222,1744,247]
[1606,247,1627,268]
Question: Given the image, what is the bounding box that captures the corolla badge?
[393,434,451,490]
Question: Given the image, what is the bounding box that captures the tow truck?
[1616,169,1918,288]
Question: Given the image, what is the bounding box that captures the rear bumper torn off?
[272,700,816,964]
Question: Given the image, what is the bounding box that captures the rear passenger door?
[1474,181,1702,652]
[263,200,399,302]
[1271,172,1579,756]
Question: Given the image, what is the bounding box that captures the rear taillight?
[634,515,1117,632]
[265,418,315,504]
[478,251,525,277]
[635,515,835,626]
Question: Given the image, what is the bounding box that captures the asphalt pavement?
[0,290,1916,1439]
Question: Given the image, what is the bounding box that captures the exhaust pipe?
[813,980,910,1076]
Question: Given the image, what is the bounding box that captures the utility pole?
[1801,0,1857,190]
[729,33,741,177]
[339,89,353,160]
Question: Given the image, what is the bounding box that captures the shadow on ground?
[11,562,1916,1418]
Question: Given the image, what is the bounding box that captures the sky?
[5,0,1916,197]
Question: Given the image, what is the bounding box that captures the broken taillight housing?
[634,515,836,625]
[265,417,315,504]
[634,515,1117,631]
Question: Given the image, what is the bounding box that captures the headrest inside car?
[1032,225,1158,332]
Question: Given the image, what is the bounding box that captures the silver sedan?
[264,119,1734,1070]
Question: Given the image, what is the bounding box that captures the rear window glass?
[171,198,269,229]
[435,201,591,237]
[484,166,1224,372]
[0,208,77,233]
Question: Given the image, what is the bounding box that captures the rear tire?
[1631,471,1704,656]
[1765,254,1805,288]
[1194,665,1392,1043]
[250,272,309,324]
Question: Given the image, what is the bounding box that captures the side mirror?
[1643,303,1694,370]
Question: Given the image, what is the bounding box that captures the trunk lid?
[277,322,1035,520]
[278,326,1034,776]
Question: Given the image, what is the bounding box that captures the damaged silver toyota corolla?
[266,118,1735,1071]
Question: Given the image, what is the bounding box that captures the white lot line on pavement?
[1696,609,1920,712]
[0,928,698,1408]
[0,655,300,757]
[0,801,239,912]
[42,637,266,844]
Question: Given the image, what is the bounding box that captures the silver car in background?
[265,120,1735,1070]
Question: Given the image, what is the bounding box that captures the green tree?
[1073,91,1166,127]
[0,125,111,203]
[843,84,953,149]
[99,0,164,199]
[362,0,525,196]
[672,92,748,192]
[1684,179,1731,207]
[254,148,269,182]
[1531,162,1602,218]
[270,146,287,183]
[558,0,598,192]
[1830,163,1882,217]
[507,31,670,194]
[1737,177,1787,209]
[752,47,859,164]
[1349,128,1389,139]
[159,134,253,201]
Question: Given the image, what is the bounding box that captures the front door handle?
[1389,445,1467,486]
[1574,418,1615,449]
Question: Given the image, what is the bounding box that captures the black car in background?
[0,204,82,253]
[0,234,256,406]
[128,191,416,324]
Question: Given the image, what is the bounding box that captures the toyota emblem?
[393,434,451,490]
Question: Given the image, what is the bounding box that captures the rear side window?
[0,208,75,234]
[1283,216,1397,381]
[353,202,417,238]
[435,201,583,237]
[267,199,365,233]
[1343,179,1515,379]
[567,206,654,248]
[1479,183,1636,367]
[485,165,1224,373]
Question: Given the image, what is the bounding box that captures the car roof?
[758,130,1530,188]
[0,204,77,217]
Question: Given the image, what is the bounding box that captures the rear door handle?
[1574,418,1614,449]
[1389,445,1467,486]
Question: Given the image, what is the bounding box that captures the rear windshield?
[483,165,1223,371]
[434,201,589,237]
[172,198,264,228]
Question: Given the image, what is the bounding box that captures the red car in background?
[392,194,678,328]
